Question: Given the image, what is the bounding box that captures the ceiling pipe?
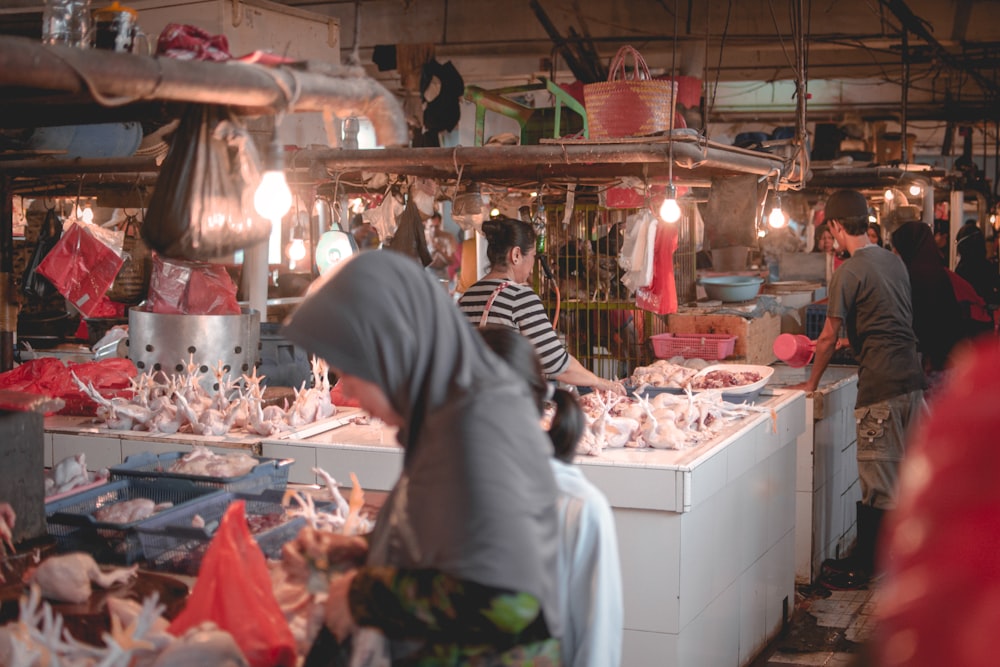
[0,36,409,147]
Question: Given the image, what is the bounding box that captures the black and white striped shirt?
[459,279,571,378]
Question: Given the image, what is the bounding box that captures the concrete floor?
[750,582,879,667]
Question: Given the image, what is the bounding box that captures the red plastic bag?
[147,253,240,315]
[156,23,231,61]
[169,501,297,667]
[0,357,136,415]
[635,222,679,315]
[37,222,124,318]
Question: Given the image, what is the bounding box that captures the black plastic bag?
[143,104,271,260]
[21,208,63,300]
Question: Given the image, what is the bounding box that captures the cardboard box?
[666,307,781,365]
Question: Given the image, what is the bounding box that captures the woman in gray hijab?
[281,250,562,665]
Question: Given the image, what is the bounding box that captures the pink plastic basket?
[650,333,737,360]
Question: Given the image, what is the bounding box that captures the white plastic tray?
[688,364,774,396]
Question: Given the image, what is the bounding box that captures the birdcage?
[535,197,696,380]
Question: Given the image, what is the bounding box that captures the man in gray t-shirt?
[798,189,925,590]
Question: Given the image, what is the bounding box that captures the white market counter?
[43,391,806,667]
[261,389,807,667]
[42,409,364,472]
[769,365,861,584]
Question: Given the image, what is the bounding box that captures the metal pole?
[901,29,909,164]
[0,175,13,371]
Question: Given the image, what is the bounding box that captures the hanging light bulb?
[254,138,293,221]
[908,183,922,197]
[767,195,787,229]
[287,238,306,262]
[659,184,681,223]
[78,202,94,224]
[868,214,877,223]
[884,189,895,202]
[490,207,501,218]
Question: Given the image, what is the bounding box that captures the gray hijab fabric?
[281,250,561,636]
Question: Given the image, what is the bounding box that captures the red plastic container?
[773,333,816,368]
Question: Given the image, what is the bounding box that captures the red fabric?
[653,74,702,108]
[169,501,297,667]
[947,269,993,324]
[37,223,124,318]
[635,221,680,315]
[156,23,231,62]
[875,339,1000,667]
[329,380,361,409]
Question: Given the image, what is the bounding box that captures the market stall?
[260,388,806,667]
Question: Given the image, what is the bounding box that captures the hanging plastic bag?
[21,207,64,301]
[36,221,125,318]
[619,209,657,294]
[168,501,297,667]
[143,104,271,260]
[106,211,152,304]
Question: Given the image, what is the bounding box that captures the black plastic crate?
[137,490,311,575]
[803,301,857,365]
[109,451,292,495]
[805,303,828,339]
[45,478,224,564]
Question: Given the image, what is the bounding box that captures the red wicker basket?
[584,45,676,139]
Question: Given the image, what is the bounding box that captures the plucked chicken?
[168,446,257,478]
[94,498,173,524]
[28,552,138,603]
[149,623,249,667]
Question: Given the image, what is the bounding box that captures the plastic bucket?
[773,333,816,368]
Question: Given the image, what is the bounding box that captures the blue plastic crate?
[109,450,292,494]
[45,478,224,564]
[136,490,312,575]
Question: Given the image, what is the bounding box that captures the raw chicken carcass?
[94,498,172,524]
[28,552,138,603]
[52,453,89,494]
[169,446,257,478]
[150,623,249,667]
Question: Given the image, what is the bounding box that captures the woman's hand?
[0,503,14,556]
[325,570,359,641]
[281,527,368,586]
[598,378,627,396]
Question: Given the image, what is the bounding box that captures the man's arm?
[801,315,842,392]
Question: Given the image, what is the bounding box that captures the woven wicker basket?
[584,46,676,139]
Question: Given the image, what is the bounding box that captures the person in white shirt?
[480,324,623,667]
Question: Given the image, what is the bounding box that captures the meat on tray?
[93,498,173,524]
[157,512,291,573]
[167,446,258,478]
[689,370,763,390]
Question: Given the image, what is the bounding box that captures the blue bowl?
[698,276,763,302]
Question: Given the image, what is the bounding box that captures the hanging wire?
[667,0,678,188]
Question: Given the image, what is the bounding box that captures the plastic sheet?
[147,253,240,315]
